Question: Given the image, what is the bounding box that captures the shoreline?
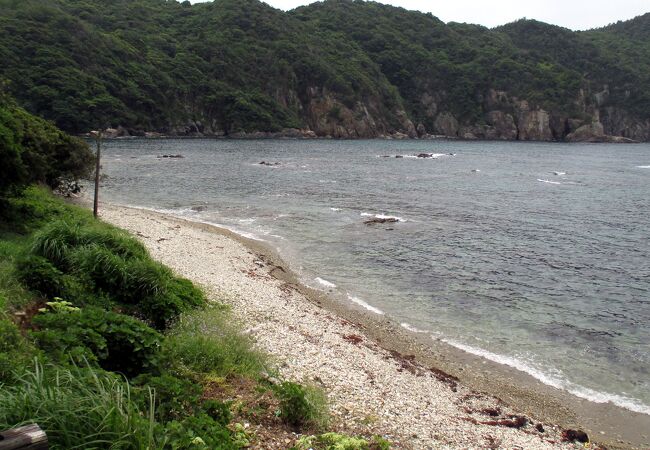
[94,201,649,449]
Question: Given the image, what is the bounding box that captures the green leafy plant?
[15,255,65,299]
[295,433,391,450]
[38,298,80,313]
[32,306,161,377]
[133,373,202,422]
[160,413,234,450]
[201,400,232,427]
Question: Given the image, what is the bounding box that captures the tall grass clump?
[0,362,156,450]
[29,219,205,329]
[273,381,329,430]
[162,306,266,378]
[32,220,147,271]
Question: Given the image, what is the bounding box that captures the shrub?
[139,277,205,329]
[15,255,65,299]
[273,381,329,430]
[32,307,161,377]
[295,433,391,450]
[162,306,266,378]
[201,400,232,427]
[0,362,156,450]
[133,374,202,422]
[160,413,234,450]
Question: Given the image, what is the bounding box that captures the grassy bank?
[0,187,389,449]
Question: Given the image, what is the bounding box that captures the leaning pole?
[93,130,102,218]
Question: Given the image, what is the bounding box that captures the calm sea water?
[95,138,650,414]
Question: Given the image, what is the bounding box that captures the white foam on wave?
[315,277,337,288]
[400,323,428,333]
[552,171,566,176]
[145,206,201,216]
[360,213,406,222]
[537,179,562,185]
[346,294,384,315]
[330,208,342,212]
[120,204,267,242]
[441,338,650,416]
[637,165,650,169]
[403,153,448,159]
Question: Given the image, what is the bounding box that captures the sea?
[94,138,650,415]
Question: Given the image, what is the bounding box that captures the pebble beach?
[93,203,588,449]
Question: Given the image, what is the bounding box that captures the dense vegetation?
[0,91,94,194]
[0,105,389,448]
[0,0,648,139]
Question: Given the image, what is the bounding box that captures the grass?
[0,236,32,311]
[273,381,329,431]
[0,361,156,450]
[162,305,267,379]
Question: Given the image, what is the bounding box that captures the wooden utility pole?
[92,130,102,218]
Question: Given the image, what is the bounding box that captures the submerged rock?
[364,217,400,225]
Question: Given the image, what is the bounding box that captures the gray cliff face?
[420,88,648,142]
[115,86,648,142]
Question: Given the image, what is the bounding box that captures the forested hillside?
[0,0,648,141]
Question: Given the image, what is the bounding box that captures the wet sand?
[95,202,649,449]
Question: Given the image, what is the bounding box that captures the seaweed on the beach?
[561,429,589,443]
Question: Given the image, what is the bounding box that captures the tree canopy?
[0,0,648,137]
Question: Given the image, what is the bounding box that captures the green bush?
[201,399,232,427]
[162,306,266,378]
[0,362,156,450]
[160,413,235,450]
[295,433,391,450]
[15,255,65,299]
[274,381,329,430]
[32,307,161,377]
[0,97,94,195]
[133,374,202,422]
[139,277,205,329]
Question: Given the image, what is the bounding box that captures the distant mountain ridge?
[0,0,648,141]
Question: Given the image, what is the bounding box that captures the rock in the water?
[364,217,400,225]
[259,161,281,166]
[158,154,184,158]
[191,205,207,212]
[416,153,434,158]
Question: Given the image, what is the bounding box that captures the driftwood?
[0,424,48,450]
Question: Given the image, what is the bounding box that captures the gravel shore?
[98,204,577,449]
